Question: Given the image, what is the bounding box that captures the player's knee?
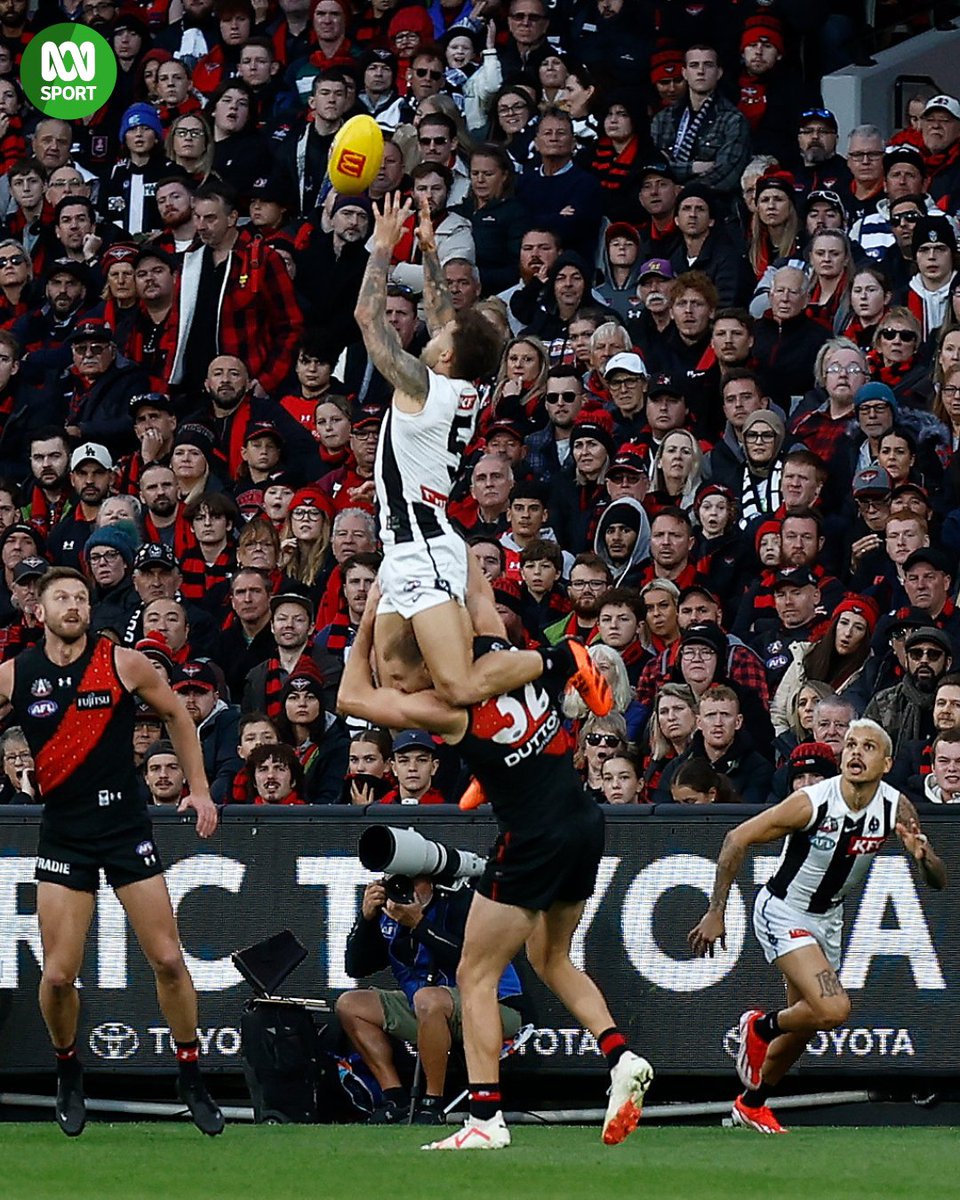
[42,964,78,991]
[151,943,188,985]
[816,993,851,1030]
[412,987,449,1021]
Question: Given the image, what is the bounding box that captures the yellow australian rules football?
[328,114,384,195]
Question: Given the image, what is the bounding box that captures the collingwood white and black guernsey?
[374,369,479,547]
[765,775,900,915]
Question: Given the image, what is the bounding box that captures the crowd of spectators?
[0,0,958,810]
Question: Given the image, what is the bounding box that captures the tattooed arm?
[688,790,814,957]
[417,199,456,335]
[897,794,946,889]
[354,194,429,406]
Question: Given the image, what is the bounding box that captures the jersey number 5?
[446,411,475,482]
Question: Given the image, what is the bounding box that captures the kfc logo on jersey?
[457,390,477,413]
[848,835,885,855]
[420,484,447,507]
[30,678,52,698]
[789,928,813,939]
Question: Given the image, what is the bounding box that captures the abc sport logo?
[20,24,117,120]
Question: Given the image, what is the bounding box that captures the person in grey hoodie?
[593,496,651,589]
[596,222,643,320]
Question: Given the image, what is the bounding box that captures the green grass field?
[0,1124,955,1200]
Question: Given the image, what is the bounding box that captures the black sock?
[420,1094,441,1108]
[754,1012,782,1043]
[175,1038,201,1081]
[597,1027,628,1070]
[55,1043,79,1073]
[383,1086,408,1107]
[469,1084,501,1121]
[741,1083,770,1109]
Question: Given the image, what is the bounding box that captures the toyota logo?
[89,1022,140,1060]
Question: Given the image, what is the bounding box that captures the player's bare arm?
[116,648,218,838]
[896,794,946,889]
[337,592,468,739]
[416,198,456,334]
[688,790,814,957]
[354,193,429,407]
[0,656,14,708]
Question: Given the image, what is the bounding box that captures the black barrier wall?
[0,808,956,1076]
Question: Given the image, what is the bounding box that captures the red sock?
[598,1027,628,1069]
[175,1039,200,1069]
[55,1043,77,1062]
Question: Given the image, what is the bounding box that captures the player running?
[0,567,224,1137]
[338,591,652,1150]
[688,718,945,1134]
[353,195,606,716]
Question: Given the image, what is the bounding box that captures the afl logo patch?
[31,678,52,697]
[28,699,58,717]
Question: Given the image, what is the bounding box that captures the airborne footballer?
[0,567,224,1137]
[689,718,945,1133]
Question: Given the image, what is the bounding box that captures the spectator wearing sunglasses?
[575,712,628,804]
[873,193,930,295]
[865,626,953,762]
[867,307,936,411]
[850,145,940,265]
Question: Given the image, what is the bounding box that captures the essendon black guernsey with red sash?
[13,636,144,837]
[457,638,590,832]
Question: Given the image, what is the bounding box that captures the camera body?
[383,873,416,906]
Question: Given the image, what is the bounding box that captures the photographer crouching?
[338,870,523,1126]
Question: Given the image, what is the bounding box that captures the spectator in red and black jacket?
[733,508,845,636]
[274,665,350,804]
[125,245,180,385]
[169,182,304,397]
[117,393,177,497]
[179,491,239,612]
[13,258,92,377]
[248,740,307,805]
[0,553,47,661]
[20,427,73,537]
[595,586,650,685]
[191,0,257,95]
[691,482,751,623]
[548,411,616,553]
[315,550,381,665]
[749,567,834,693]
[634,507,699,593]
[379,730,446,806]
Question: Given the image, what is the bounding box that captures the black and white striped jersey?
[765,776,900,915]
[375,370,479,548]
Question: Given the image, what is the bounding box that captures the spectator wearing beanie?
[649,48,685,114]
[275,665,350,804]
[735,16,806,160]
[787,740,839,791]
[101,104,179,237]
[771,595,879,734]
[85,524,140,637]
[549,411,617,553]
